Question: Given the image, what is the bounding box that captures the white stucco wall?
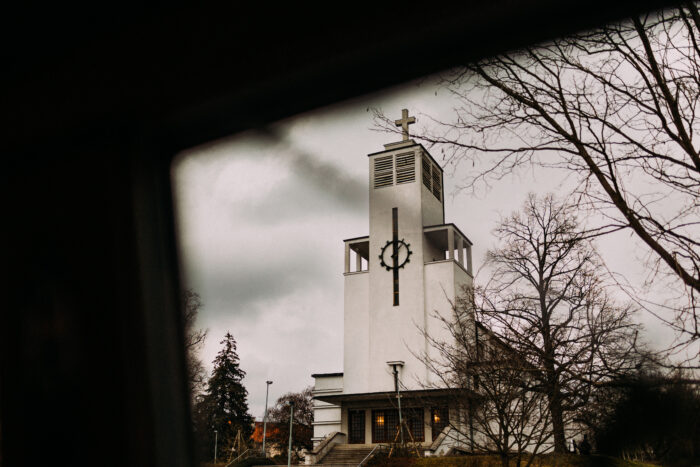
[343,271,369,394]
[424,261,456,386]
[312,375,343,445]
[423,260,474,387]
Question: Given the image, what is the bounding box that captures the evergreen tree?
[194,332,253,461]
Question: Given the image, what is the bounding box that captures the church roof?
[311,372,343,378]
[313,388,473,404]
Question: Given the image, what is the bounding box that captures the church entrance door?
[371,408,425,443]
[348,410,365,444]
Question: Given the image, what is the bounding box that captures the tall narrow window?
[405,408,425,442]
[349,410,366,444]
[431,407,449,441]
[372,410,387,443]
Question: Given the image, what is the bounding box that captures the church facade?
[310,111,475,454]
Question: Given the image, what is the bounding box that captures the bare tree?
[427,194,644,455]
[376,5,699,348]
[183,289,208,400]
[423,308,551,467]
[480,195,645,453]
[267,387,314,453]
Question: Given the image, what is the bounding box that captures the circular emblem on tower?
[379,238,413,271]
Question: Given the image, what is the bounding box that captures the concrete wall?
[312,375,343,446]
[343,271,370,394]
[422,260,474,387]
[424,261,457,387]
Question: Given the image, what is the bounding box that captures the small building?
[308,110,475,462]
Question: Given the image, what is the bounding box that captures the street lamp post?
[287,401,294,467]
[387,361,405,445]
[214,430,218,463]
[262,380,273,457]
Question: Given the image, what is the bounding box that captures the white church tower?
[310,110,474,455]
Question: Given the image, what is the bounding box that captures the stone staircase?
[318,443,375,465]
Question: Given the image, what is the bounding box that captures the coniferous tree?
[194,332,253,461]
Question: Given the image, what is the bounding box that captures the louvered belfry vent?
[422,153,442,201]
[395,152,415,184]
[422,155,431,189]
[432,168,442,200]
[374,155,394,188]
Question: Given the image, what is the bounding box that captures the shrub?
[228,456,275,467]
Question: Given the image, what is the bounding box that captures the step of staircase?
[318,444,375,465]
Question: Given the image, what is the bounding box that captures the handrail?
[358,443,388,467]
[225,448,250,467]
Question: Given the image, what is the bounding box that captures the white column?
[457,237,464,266]
[466,245,473,275]
[447,227,455,260]
[344,242,350,273]
[355,249,362,272]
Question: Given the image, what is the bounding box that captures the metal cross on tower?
[394,108,416,141]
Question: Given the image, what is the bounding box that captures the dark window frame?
[349,410,366,444]
[431,407,450,441]
[371,408,425,443]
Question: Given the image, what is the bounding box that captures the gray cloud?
[252,127,367,213]
[236,174,367,225]
[188,248,335,321]
[286,149,366,210]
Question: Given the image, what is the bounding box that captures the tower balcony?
[423,224,473,277]
[344,236,369,274]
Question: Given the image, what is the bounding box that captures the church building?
[308,110,475,460]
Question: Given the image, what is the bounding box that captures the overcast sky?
[171,75,679,422]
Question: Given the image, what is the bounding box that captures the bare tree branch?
[375,6,699,353]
